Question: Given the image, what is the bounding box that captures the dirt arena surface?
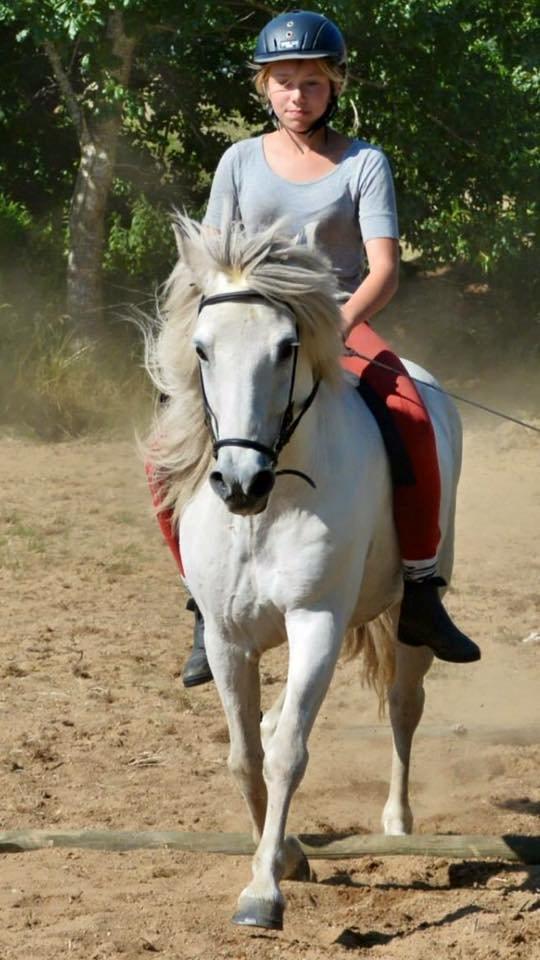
[1,406,539,958]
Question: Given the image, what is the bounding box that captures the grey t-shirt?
[203,136,399,295]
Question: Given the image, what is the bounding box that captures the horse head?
[197,284,329,514]
[144,214,342,522]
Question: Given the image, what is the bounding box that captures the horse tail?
[341,605,399,717]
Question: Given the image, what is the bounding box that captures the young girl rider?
[155,10,480,687]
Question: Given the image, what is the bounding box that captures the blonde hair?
[253,57,347,103]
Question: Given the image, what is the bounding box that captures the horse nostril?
[209,470,228,499]
[247,470,275,500]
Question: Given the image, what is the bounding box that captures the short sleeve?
[203,146,240,229]
[358,150,399,242]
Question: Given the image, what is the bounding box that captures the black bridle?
[197,289,320,488]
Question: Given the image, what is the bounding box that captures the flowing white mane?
[143,214,343,523]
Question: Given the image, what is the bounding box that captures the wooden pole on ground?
[0,830,539,863]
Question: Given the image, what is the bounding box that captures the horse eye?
[195,345,208,362]
[277,340,297,363]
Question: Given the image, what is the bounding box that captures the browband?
[198,289,270,313]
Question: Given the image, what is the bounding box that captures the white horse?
[144,216,462,931]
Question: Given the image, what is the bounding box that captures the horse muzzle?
[209,468,275,515]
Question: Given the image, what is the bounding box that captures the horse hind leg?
[382,443,457,835]
[382,640,433,835]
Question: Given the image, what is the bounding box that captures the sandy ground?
[1,407,539,959]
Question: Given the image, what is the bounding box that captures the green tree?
[0,1,266,333]
[338,0,538,271]
[1,0,537,338]
[1,1,141,335]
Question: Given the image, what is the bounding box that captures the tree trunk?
[67,124,119,338]
[45,11,136,339]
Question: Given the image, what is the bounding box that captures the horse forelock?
[144,214,343,524]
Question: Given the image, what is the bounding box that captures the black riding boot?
[398,577,481,663]
[182,598,213,688]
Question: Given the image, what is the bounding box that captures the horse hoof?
[287,852,312,882]
[282,836,314,882]
[231,898,284,930]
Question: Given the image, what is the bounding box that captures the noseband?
[197,289,320,488]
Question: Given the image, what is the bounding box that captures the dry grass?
[0,308,152,440]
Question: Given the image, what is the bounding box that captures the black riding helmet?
[253,10,346,64]
[253,10,347,134]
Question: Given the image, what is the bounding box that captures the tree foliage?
[0,0,538,309]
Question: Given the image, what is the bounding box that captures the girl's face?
[266,59,333,132]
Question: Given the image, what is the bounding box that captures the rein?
[343,345,540,435]
[197,290,320,488]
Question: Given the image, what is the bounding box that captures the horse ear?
[171,213,200,277]
[172,219,187,257]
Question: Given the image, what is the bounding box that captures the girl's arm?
[203,146,239,229]
[341,237,399,338]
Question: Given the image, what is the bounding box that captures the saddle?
[342,347,416,488]
[355,377,416,486]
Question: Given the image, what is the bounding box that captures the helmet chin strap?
[304,95,339,136]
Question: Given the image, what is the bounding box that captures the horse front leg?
[205,629,267,842]
[382,639,433,835]
[260,686,286,753]
[232,608,344,931]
